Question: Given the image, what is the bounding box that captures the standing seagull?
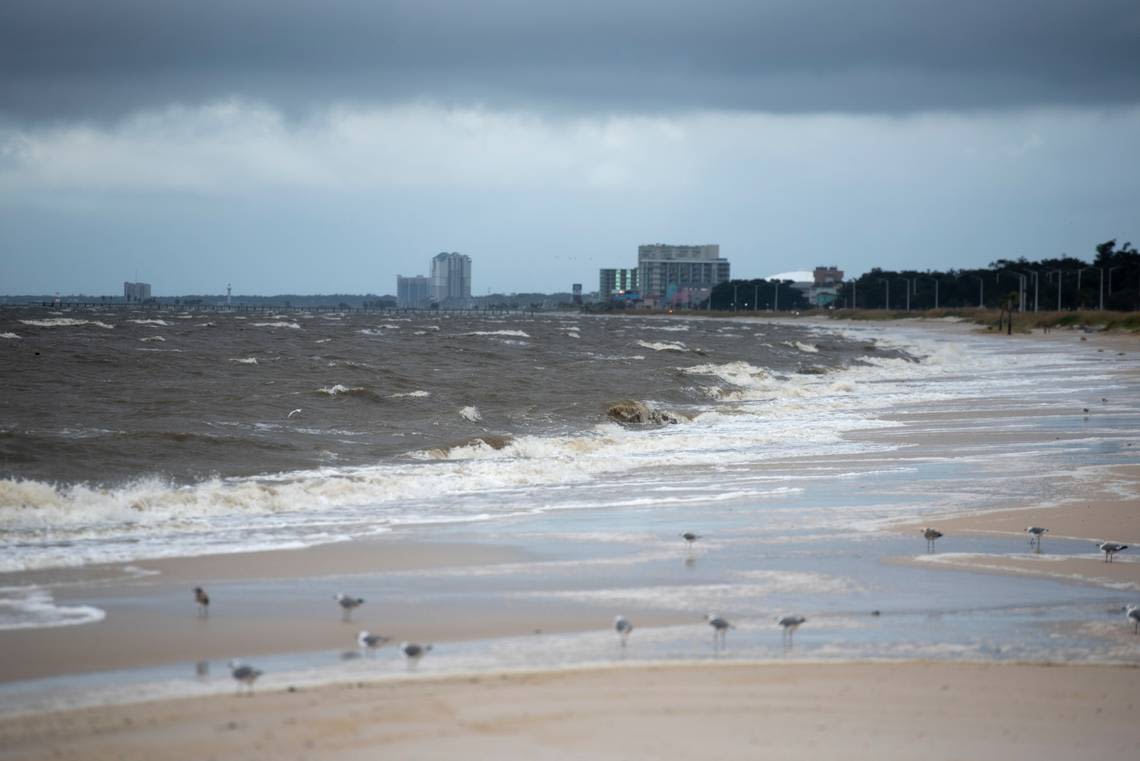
[357,630,390,655]
[614,615,633,647]
[1127,606,1140,635]
[228,659,263,696]
[192,587,210,615]
[1026,526,1048,551]
[922,528,943,552]
[193,586,210,617]
[777,614,806,646]
[681,532,700,550]
[401,642,432,664]
[1098,542,1129,563]
[334,593,365,621]
[706,614,734,648]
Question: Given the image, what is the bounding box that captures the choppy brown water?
[0,307,884,485]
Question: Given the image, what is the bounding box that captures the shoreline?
[3,661,1137,760]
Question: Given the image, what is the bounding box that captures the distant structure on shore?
[598,244,730,308]
[396,252,472,308]
[396,275,431,309]
[810,265,844,308]
[123,281,151,302]
[431,252,472,305]
[639,244,730,308]
[599,268,640,300]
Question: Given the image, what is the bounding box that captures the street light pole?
[970,275,984,308]
[773,280,779,312]
[878,278,889,310]
[732,284,738,312]
[753,284,759,312]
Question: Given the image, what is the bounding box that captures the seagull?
[401,642,432,661]
[193,586,210,616]
[681,532,700,549]
[1099,542,1129,563]
[1026,526,1048,550]
[357,630,390,655]
[334,593,365,621]
[922,528,944,552]
[777,614,806,645]
[229,659,263,696]
[287,408,303,419]
[706,613,734,647]
[1127,606,1140,635]
[614,615,633,646]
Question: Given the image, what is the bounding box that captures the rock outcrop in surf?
[606,399,689,426]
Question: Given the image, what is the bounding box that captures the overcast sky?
[2,0,1138,295]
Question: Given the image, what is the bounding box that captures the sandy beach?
[2,662,1138,760]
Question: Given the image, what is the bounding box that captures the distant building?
[637,244,729,307]
[572,283,583,305]
[123,281,151,301]
[397,275,431,308]
[813,266,844,286]
[599,268,640,297]
[431,252,472,304]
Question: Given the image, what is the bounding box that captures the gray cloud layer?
[3,0,1139,121]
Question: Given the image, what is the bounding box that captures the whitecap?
[230,357,258,365]
[127,319,169,326]
[390,390,431,398]
[253,321,302,329]
[464,330,531,338]
[459,405,483,422]
[0,333,20,340]
[636,340,687,352]
[19,318,114,329]
[138,335,166,343]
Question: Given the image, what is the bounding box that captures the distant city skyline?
[1,2,1138,295]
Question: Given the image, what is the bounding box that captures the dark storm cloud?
[2,0,1139,121]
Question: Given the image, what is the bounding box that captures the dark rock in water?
[606,399,688,426]
[797,365,828,375]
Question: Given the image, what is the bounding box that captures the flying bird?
[614,615,633,646]
[334,593,365,621]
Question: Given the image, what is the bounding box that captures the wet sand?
[2,662,1137,761]
[0,539,690,682]
[891,464,1140,589]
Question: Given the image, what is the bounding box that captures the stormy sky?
[2,0,1138,295]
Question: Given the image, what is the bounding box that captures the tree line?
[708,239,1139,312]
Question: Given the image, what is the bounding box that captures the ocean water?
[1,308,1139,712]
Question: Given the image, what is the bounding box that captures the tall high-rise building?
[430,252,472,304]
[637,244,729,305]
[599,268,640,297]
[396,275,431,308]
[123,281,151,301]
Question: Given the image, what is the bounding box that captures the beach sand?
[2,662,1137,760]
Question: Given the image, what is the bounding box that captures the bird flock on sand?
[200,523,1136,696]
[200,589,433,695]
